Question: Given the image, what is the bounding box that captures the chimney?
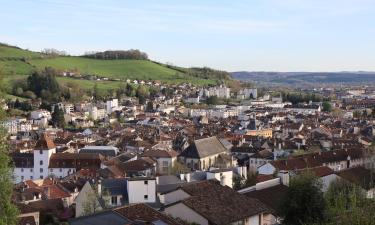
[186,173,191,182]
[347,155,351,168]
[97,180,102,197]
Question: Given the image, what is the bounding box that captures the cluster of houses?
[4,84,375,225]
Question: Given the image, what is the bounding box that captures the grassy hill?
[0,43,222,94]
[0,43,41,59]
[29,57,186,81]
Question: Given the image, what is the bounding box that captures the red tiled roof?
[114,203,181,225]
[34,133,56,150]
[45,185,71,199]
[141,149,178,158]
[256,174,275,183]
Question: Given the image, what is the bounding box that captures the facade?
[179,136,232,170]
[127,178,156,204]
[246,128,273,138]
[13,134,57,182]
[13,134,102,183]
[106,99,119,114]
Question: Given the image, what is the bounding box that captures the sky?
[0,0,375,72]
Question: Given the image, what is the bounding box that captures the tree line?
[83,50,148,60]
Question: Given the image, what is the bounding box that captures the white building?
[1,118,32,134]
[13,134,56,183]
[89,106,106,120]
[205,86,231,99]
[106,99,119,114]
[238,88,257,99]
[30,110,51,120]
[126,178,156,204]
[206,168,233,188]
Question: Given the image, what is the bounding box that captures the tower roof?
[34,133,56,150]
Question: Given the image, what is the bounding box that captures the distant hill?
[232,71,375,86]
[0,43,231,93]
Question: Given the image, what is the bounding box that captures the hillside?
[0,43,41,59]
[29,57,185,81]
[0,44,226,93]
[232,71,375,87]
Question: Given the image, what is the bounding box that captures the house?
[75,177,157,217]
[74,181,105,217]
[244,184,288,224]
[101,178,127,207]
[126,177,156,204]
[163,180,271,225]
[13,134,57,183]
[178,136,233,170]
[141,149,178,175]
[79,146,119,158]
[48,153,102,179]
[118,158,156,177]
[258,148,369,177]
[206,168,233,188]
[70,203,181,225]
[336,166,375,198]
[16,203,40,225]
[70,210,131,225]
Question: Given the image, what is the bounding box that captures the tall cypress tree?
[0,73,19,225]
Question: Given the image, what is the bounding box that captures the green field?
[0,44,219,97]
[0,59,36,75]
[56,77,123,90]
[0,44,41,59]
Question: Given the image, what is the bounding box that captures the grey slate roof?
[179,136,228,159]
[102,178,128,197]
[69,210,131,225]
[80,146,118,157]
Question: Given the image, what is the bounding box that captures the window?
[21,176,24,180]
[50,169,53,172]
[39,150,43,155]
[40,160,43,165]
[40,168,43,173]
[144,195,148,200]
[162,161,169,167]
[144,180,148,185]
[111,196,118,205]
[21,168,24,172]
[30,168,33,172]
[59,168,62,172]
[40,175,43,179]
[30,176,33,179]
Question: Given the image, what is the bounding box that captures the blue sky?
[0,0,374,72]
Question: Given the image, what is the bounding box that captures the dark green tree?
[136,86,148,104]
[51,107,65,128]
[0,74,19,224]
[280,172,326,225]
[206,96,219,105]
[322,101,332,112]
[125,83,134,97]
[146,101,154,112]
